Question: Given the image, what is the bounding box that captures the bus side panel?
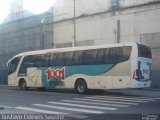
[60,60,131,90]
[102,60,131,89]
[112,76,131,89]
[8,75,19,86]
[63,74,91,89]
[25,68,43,87]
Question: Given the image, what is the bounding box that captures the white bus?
[7,43,152,94]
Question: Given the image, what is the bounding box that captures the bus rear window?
[138,44,152,59]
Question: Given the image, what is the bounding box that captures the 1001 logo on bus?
[45,67,65,81]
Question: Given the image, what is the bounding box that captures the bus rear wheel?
[75,79,88,94]
[20,80,28,91]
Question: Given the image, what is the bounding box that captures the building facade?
[0,11,53,84]
[52,0,160,87]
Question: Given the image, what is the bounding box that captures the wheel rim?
[77,83,85,93]
[21,82,26,90]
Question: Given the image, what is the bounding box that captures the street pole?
[73,0,76,47]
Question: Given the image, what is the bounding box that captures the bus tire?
[19,80,28,91]
[75,79,88,94]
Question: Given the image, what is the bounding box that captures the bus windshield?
[138,44,152,59]
[8,57,21,75]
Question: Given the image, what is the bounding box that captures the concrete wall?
[52,0,160,87]
[120,0,159,7]
[53,0,160,21]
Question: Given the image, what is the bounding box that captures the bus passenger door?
[27,68,43,87]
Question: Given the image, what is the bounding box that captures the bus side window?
[83,50,97,65]
[50,53,57,66]
[43,54,51,67]
[18,56,34,76]
[122,46,132,61]
[8,57,21,74]
[64,52,74,66]
[104,48,110,63]
[107,47,123,64]
[23,55,35,67]
[95,49,104,64]
[72,51,84,65]
[54,52,65,66]
[34,55,44,67]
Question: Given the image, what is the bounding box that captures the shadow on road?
[11,87,128,96]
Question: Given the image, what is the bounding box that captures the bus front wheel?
[19,80,28,91]
[75,79,88,94]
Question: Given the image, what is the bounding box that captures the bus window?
[64,52,74,66]
[8,57,21,74]
[54,52,65,66]
[138,44,152,59]
[122,46,132,60]
[83,50,97,65]
[106,47,132,64]
[43,54,51,67]
[104,48,110,63]
[72,51,84,65]
[22,55,35,67]
[18,55,35,76]
[35,55,44,67]
[95,49,104,64]
[110,47,123,63]
[50,53,57,66]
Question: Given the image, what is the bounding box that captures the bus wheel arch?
[18,78,28,91]
[75,78,88,94]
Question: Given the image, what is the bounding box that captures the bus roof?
[14,42,137,58]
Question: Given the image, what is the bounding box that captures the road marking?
[47,101,117,110]
[84,97,149,103]
[92,96,157,101]
[73,98,138,105]
[61,100,128,107]
[0,105,13,109]
[15,106,66,114]
[33,104,104,114]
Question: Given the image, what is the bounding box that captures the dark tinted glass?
[72,51,84,65]
[34,55,44,67]
[95,49,104,64]
[8,57,21,74]
[50,53,57,66]
[104,48,110,63]
[19,46,132,68]
[54,52,65,66]
[22,55,35,67]
[104,47,131,64]
[138,44,152,58]
[83,50,97,65]
[64,52,74,66]
[43,54,51,67]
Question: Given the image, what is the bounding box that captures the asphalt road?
[0,86,160,120]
